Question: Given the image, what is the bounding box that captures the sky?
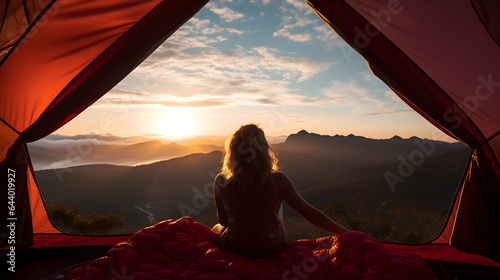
[54,0,453,142]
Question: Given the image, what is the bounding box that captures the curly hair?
[221,124,279,196]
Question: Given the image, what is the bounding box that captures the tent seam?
[23,0,30,25]
[0,0,10,36]
[24,0,167,235]
[487,131,500,142]
[446,149,475,245]
[32,0,166,129]
[0,116,20,134]
[25,0,205,243]
[469,0,500,48]
[0,0,56,67]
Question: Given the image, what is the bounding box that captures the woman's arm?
[213,176,228,227]
[275,172,349,235]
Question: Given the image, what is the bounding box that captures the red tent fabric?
[306,0,500,264]
[0,0,208,250]
[1,0,499,275]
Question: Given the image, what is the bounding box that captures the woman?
[212,124,348,258]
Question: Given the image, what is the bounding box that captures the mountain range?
[34,131,469,227]
[28,139,222,170]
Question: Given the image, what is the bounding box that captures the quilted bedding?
[61,217,437,280]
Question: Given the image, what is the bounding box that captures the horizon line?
[39,130,459,144]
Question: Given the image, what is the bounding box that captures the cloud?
[176,17,246,37]
[97,4,369,111]
[273,1,343,47]
[320,81,410,117]
[346,108,413,118]
[284,0,311,11]
[206,2,245,22]
[98,89,232,108]
[98,98,229,108]
[107,88,149,96]
[361,71,376,81]
[313,25,344,48]
[251,46,329,81]
[273,29,312,42]
[250,0,270,4]
[128,37,332,108]
[42,133,127,143]
[273,8,316,42]
[100,85,322,108]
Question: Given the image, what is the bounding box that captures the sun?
[159,108,196,139]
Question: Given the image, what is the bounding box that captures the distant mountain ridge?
[29,130,463,170]
[34,131,470,228]
[28,139,222,170]
[277,130,464,163]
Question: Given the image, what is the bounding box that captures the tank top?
[215,173,286,258]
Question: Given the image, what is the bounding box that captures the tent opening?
[27,0,470,244]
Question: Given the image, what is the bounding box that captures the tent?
[306,0,500,262]
[1,0,499,278]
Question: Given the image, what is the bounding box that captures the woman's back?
[212,124,348,258]
[215,173,286,258]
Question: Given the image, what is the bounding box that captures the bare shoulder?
[213,173,226,195]
[273,171,287,179]
[215,173,225,183]
[273,171,293,190]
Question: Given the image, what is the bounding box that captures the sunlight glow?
[158,108,197,139]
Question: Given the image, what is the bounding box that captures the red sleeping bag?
[61,217,437,279]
